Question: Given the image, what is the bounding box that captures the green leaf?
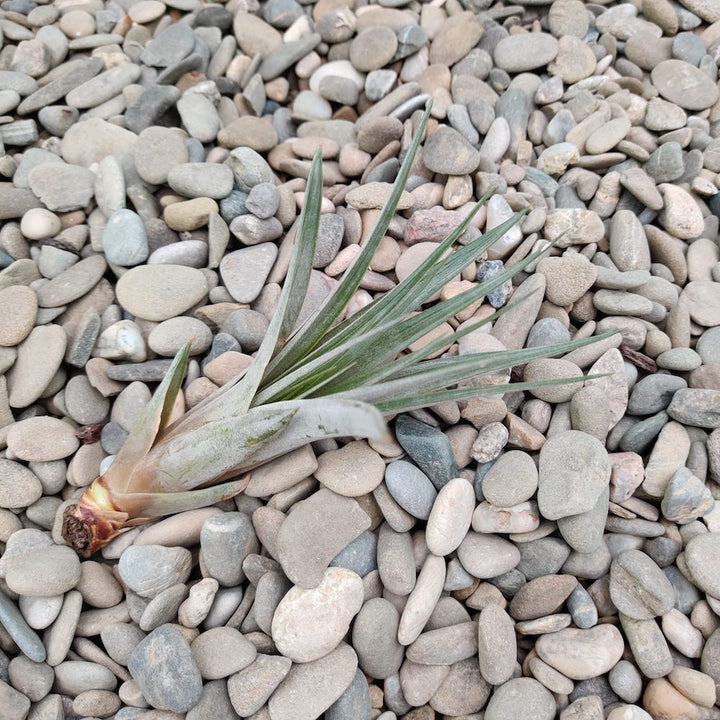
[110,341,191,494]
[260,105,434,385]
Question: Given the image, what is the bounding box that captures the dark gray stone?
[326,668,372,720]
[128,625,203,713]
[627,374,687,415]
[330,530,377,578]
[394,414,458,490]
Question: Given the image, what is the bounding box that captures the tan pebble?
[535,624,624,680]
[164,198,218,232]
[397,554,446,645]
[128,0,168,24]
[0,285,37,347]
[425,477,475,556]
[7,324,66,408]
[644,678,707,720]
[59,9,95,38]
[668,666,717,708]
[658,184,704,239]
[537,255,597,306]
[506,412,546,450]
[203,351,252,386]
[642,421,691,497]
[662,608,704,658]
[314,440,385,497]
[7,416,79,462]
[272,567,363,663]
[524,358,584,403]
[472,500,540,534]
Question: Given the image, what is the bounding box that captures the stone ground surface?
[2,0,720,719]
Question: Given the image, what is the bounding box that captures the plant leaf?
[111,475,252,518]
[260,105,434,386]
[128,405,299,494]
[109,341,191,494]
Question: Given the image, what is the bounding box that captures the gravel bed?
[1,0,720,719]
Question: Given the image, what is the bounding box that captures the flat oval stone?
[6,416,79,461]
[118,545,193,599]
[352,597,404,679]
[191,627,256,680]
[276,488,371,588]
[200,512,258,587]
[535,624,625,680]
[651,59,720,110]
[478,604,516,685]
[537,255,597,306]
[681,281,720,327]
[384,460,437,520]
[268,642,358,720]
[220,244,278,304]
[457,532,521,579]
[0,459,42,509]
[128,625,202,713]
[167,163,235,200]
[116,264,209,321]
[394,414,458,490]
[658,184,704,239]
[397,553,446,645]
[485,677,556,720]
[407,621,477,665]
[509,574,578,621]
[314,440,385,496]
[482,450,538,508]
[425,477,476,556]
[5,545,81,597]
[0,285,37,346]
[422,126,481,175]
[524,358,584,403]
[609,550,676,619]
[538,431,611,520]
[377,524,416,596]
[102,209,149,266]
[272,567,364,662]
[667,389,720,428]
[227,653,292,717]
[54,660,117,696]
[7,324,66,408]
[493,33,559,72]
[27,163,95,212]
[661,467,714,524]
[35,254,107,307]
[429,12,483,66]
[620,614,674,679]
[685,533,720,598]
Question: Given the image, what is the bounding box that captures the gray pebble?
[167,163,234,200]
[245,182,280,219]
[200,512,259,587]
[128,625,203,713]
[0,590,46,662]
[140,22,196,67]
[394,414,458,490]
[330,530,377,577]
[118,545,192,599]
[384,460,437,520]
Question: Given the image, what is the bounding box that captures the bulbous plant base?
[62,479,130,558]
[61,505,98,559]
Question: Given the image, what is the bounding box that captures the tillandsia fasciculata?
[62,106,609,557]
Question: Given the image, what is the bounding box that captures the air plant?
[62,106,606,557]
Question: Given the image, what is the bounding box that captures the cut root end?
[62,504,95,558]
